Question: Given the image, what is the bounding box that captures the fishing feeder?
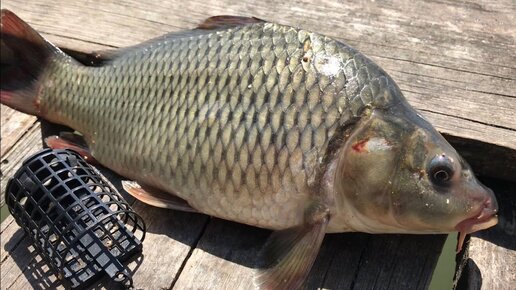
[5,149,146,289]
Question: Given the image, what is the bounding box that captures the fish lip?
[454,195,498,252]
[454,198,498,234]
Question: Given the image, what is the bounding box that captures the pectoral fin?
[45,133,97,164]
[122,181,197,213]
[256,203,330,290]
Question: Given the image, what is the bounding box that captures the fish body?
[41,21,371,230]
[1,11,498,289]
[7,14,402,231]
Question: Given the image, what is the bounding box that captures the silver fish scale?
[40,22,398,229]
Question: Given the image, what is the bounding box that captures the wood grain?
[0,206,448,290]
[0,106,37,157]
[0,207,210,290]
[172,219,268,289]
[0,123,43,207]
[1,0,514,180]
[1,1,514,289]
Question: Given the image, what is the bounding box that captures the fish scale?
[1,11,501,288]
[38,22,386,229]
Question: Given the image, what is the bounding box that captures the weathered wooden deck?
[1,0,515,289]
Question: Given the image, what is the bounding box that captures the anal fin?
[256,202,330,290]
[122,181,197,213]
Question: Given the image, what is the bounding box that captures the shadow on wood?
[2,115,461,289]
[1,0,514,288]
[4,231,146,289]
[473,178,516,251]
[306,233,446,289]
[2,104,510,289]
[174,215,447,289]
[2,118,511,289]
[445,135,516,182]
[3,228,63,289]
[454,177,516,290]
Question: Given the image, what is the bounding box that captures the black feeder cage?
[5,149,146,289]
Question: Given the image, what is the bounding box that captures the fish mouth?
[454,198,498,252]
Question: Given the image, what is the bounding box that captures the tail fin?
[1,9,61,116]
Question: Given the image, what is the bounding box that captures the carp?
[0,10,498,289]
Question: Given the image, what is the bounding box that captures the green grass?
[429,234,456,290]
[1,204,11,223]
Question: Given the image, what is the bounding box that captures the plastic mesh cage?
[5,149,146,289]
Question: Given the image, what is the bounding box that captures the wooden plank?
[0,120,210,289]
[0,1,514,289]
[0,170,208,289]
[123,204,209,289]
[0,213,445,290]
[0,115,447,290]
[172,219,268,289]
[444,135,516,183]
[0,106,37,157]
[0,123,43,207]
[1,0,514,180]
[0,212,19,284]
[0,207,209,290]
[454,178,516,290]
[0,224,62,290]
[311,234,445,289]
[2,0,514,132]
[173,218,446,289]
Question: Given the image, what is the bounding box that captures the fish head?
[334,101,498,243]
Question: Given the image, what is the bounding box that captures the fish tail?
[1,9,63,116]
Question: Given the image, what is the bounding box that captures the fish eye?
[428,154,455,186]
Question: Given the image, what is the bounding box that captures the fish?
[0,10,498,289]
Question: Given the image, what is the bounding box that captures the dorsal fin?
[197,15,265,30]
[78,17,265,65]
